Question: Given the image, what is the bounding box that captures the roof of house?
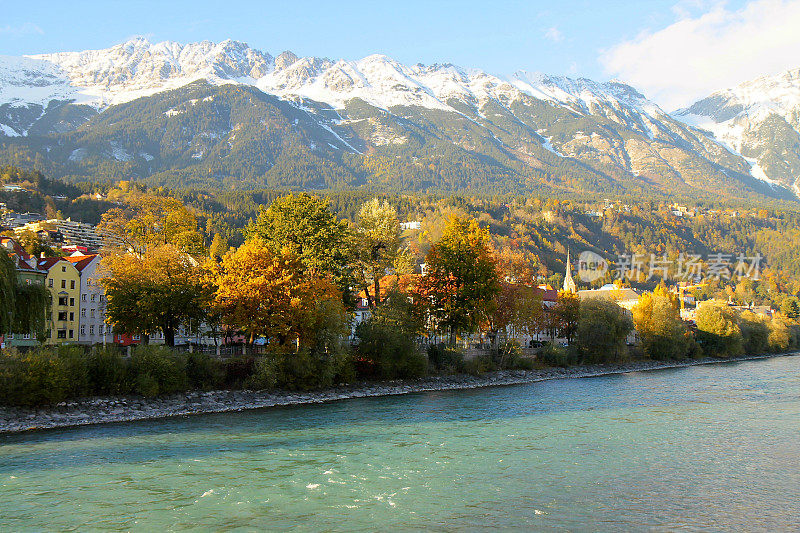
[0,236,31,261]
[534,284,559,302]
[64,253,99,272]
[37,257,68,271]
[578,287,641,302]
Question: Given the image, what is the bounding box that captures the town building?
[37,257,81,344]
[64,253,110,345]
[15,218,110,252]
[577,284,641,311]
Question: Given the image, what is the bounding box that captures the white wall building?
[65,253,111,345]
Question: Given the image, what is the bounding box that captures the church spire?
[563,248,577,293]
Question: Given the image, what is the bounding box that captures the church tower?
[563,249,577,293]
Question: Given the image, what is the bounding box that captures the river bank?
[1,352,796,434]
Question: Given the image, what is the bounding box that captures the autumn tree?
[98,195,205,255]
[208,233,230,259]
[696,302,744,357]
[209,237,344,350]
[632,290,693,360]
[355,198,401,307]
[419,216,499,344]
[247,193,353,298]
[101,245,206,346]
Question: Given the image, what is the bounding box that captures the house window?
[57,330,67,339]
[99,295,105,302]
[61,266,66,273]
[69,298,74,306]
[80,325,85,336]
[48,279,53,288]
[87,279,92,286]
[82,294,87,302]
[61,280,66,289]
[22,333,31,340]
[58,296,68,306]
[89,325,94,335]
[69,312,74,321]
[81,309,86,317]
[90,309,95,318]
[68,329,74,339]
[58,311,68,321]
[90,294,96,302]
[70,280,75,290]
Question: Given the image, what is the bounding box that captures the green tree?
[575,298,633,363]
[355,198,401,307]
[552,291,580,344]
[247,193,353,297]
[781,296,800,320]
[738,311,770,354]
[0,247,50,344]
[419,217,500,344]
[355,288,427,379]
[0,248,16,336]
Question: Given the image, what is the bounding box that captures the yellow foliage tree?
[209,237,342,349]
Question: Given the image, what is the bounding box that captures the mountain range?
[0,38,797,201]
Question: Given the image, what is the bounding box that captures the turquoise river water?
[2,356,799,531]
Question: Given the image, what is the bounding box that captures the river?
[1,355,799,531]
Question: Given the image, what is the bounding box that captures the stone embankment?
[0,353,793,434]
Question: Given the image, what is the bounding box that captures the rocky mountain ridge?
[0,38,795,201]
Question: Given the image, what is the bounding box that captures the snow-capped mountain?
[0,38,795,200]
[0,38,271,112]
[0,38,665,120]
[675,67,800,195]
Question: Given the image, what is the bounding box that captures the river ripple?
[1,356,799,531]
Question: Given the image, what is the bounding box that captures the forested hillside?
[4,167,797,303]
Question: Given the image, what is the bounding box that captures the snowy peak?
[3,39,272,108]
[675,66,800,194]
[0,38,675,118]
[510,72,660,114]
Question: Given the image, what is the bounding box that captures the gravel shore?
[1,352,795,434]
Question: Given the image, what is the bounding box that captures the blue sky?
[3,0,798,108]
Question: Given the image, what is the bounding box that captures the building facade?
[38,257,81,344]
[64,253,111,345]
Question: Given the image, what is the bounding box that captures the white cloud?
[600,0,800,110]
[544,27,563,43]
[0,23,44,36]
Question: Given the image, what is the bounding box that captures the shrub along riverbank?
[2,311,798,408]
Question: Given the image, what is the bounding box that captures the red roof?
[0,237,31,261]
[37,257,66,271]
[64,254,99,272]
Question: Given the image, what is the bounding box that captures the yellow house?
[37,257,81,344]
